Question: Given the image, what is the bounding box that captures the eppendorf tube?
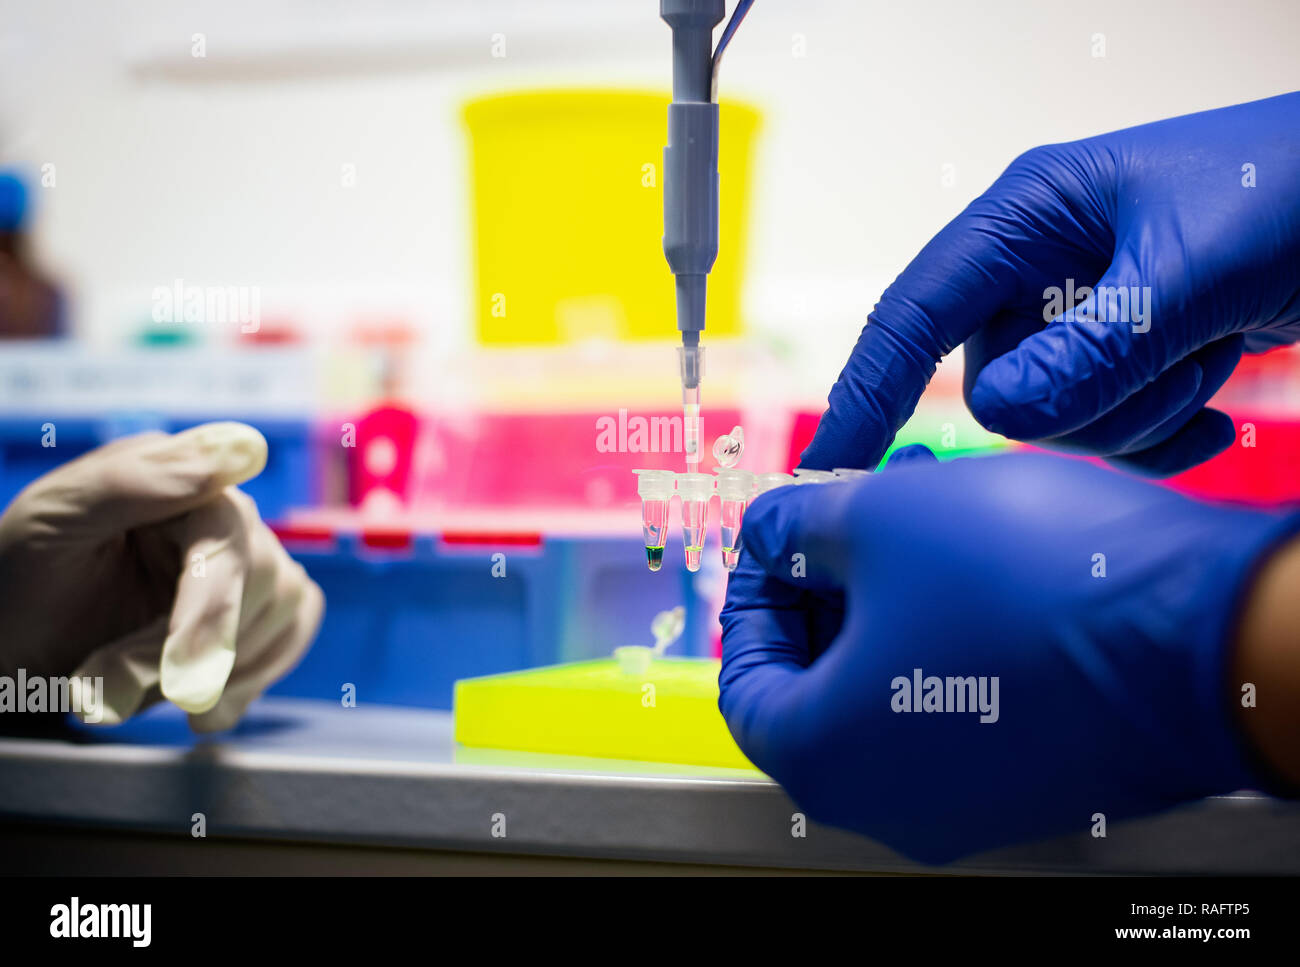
[712,425,745,468]
[633,469,675,571]
[676,472,714,572]
[792,467,836,485]
[755,471,795,495]
[714,469,755,571]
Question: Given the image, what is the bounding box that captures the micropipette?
[662,1,754,469]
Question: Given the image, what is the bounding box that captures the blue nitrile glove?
[802,92,1300,477]
[718,447,1300,863]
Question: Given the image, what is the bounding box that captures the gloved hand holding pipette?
[719,447,1300,863]
[0,422,323,732]
[802,92,1300,476]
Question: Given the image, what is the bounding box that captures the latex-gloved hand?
[0,422,324,732]
[803,92,1300,477]
[719,447,1300,863]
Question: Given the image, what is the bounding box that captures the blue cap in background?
[0,171,30,232]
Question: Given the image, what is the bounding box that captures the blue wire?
[711,0,755,92]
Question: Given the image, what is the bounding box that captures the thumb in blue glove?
[802,92,1300,477]
[719,449,1300,863]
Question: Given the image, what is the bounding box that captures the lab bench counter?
[1,698,1298,875]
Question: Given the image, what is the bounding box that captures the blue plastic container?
[272,532,711,710]
[0,414,316,520]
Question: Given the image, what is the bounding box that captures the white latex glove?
[0,422,324,731]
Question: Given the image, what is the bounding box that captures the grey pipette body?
[660,0,724,396]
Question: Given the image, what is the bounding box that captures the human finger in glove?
[803,91,1300,477]
[0,422,324,732]
[720,447,1300,863]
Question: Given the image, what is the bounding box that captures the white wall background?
[1,0,1297,399]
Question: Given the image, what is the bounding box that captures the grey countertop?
[2,697,1298,874]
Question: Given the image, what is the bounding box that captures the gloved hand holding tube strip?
[720,446,1300,863]
[802,92,1300,476]
[0,422,323,732]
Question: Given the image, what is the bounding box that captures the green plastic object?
[454,657,759,771]
[135,322,199,347]
[880,404,1008,464]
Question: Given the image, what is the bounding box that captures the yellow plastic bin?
[454,657,759,771]
[463,89,761,345]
